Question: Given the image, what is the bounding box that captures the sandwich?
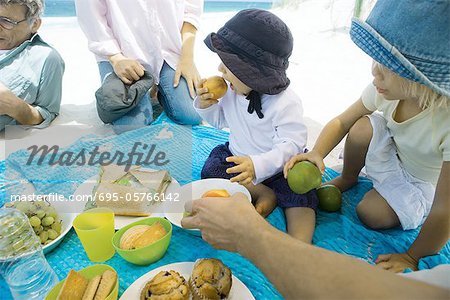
[93,164,172,216]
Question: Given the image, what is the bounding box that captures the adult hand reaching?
[109,53,145,85]
[181,193,262,252]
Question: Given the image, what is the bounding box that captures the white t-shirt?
[75,0,202,83]
[362,84,450,185]
[194,86,307,184]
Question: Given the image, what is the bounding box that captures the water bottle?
[0,208,58,300]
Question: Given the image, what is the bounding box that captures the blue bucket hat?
[350,0,450,98]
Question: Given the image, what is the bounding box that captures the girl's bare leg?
[328,116,373,192]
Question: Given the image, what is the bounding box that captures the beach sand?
[1,0,372,166]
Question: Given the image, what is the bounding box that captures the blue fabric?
[1,114,449,300]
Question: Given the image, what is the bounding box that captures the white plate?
[120,261,255,300]
[164,178,251,236]
[73,169,180,229]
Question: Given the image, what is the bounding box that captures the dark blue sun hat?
[350,0,450,98]
[204,9,293,95]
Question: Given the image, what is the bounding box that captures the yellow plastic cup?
[73,207,115,262]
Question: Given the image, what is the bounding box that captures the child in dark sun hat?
[195,9,318,243]
[285,0,450,272]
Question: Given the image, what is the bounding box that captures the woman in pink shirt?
[76,0,202,127]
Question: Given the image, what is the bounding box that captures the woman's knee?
[348,117,373,146]
[167,109,202,125]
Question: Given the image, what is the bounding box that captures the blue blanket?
[1,114,449,299]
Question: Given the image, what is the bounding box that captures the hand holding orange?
[203,76,228,99]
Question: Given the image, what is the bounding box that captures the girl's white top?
[75,0,203,83]
[194,86,307,184]
[362,84,450,186]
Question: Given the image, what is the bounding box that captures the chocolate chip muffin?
[189,259,232,300]
[140,270,190,300]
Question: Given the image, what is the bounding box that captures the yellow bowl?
[45,264,118,300]
[112,217,172,266]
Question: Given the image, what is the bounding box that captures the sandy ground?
[1,0,373,167]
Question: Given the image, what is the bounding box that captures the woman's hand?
[283,150,325,178]
[174,56,200,99]
[109,53,145,85]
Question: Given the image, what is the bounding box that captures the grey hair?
[0,0,44,19]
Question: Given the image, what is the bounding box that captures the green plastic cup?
[73,208,115,262]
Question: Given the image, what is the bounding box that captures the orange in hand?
[203,76,228,99]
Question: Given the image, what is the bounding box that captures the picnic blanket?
[1,113,449,299]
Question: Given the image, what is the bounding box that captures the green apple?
[317,184,342,212]
[287,161,322,194]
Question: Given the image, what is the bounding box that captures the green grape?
[29,216,41,227]
[47,229,58,240]
[39,231,49,243]
[41,216,54,227]
[51,222,62,233]
[36,210,46,219]
[34,226,43,235]
[34,201,46,210]
[14,202,29,213]
[46,207,57,219]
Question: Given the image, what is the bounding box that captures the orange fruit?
[287,161,322,194]
[203,76,228,99]
[317,184,342,212]
[201,189,231,198]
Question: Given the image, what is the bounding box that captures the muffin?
[189,259,232,300]
[140,270,190,300]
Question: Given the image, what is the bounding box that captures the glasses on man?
[0,16,28,30]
